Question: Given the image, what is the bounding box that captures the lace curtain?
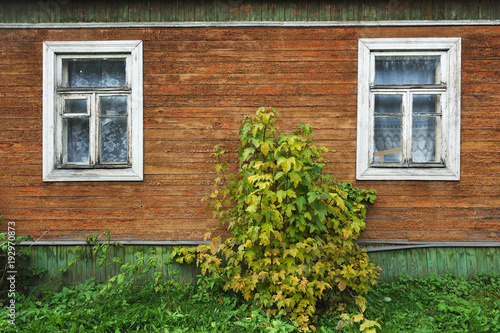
[67,59,126,87]
[373,57,439,164]
[62,60,128,164]
[101,96,128,163]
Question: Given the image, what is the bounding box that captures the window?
[356,38,461,180]
[43,41,143,181]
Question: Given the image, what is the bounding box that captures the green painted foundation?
[20,245,500,286]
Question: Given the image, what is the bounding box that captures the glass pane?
[374,117,402,163]
[101,96,128,116]
[375,56,440,85]
[64,99,87,114]
[65,59,126,87]
[63,118,89,163]
[375,95,402,114]
[412,116,440,163]
[101,118,128,163]
[413,95,440,114]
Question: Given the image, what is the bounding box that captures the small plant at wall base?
[173,107,380,332]
[0,215,44,300]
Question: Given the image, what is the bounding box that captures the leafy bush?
[174,107,380,332]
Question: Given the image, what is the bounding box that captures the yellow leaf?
[261,141,272,156]
[261,112,271,125]
[356,295,367,312]
[340,313,350,321]
[353,313,364,323]
[253,161,264,170]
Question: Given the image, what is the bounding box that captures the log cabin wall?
[0,0,499,245]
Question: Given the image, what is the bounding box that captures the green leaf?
[307,191,321,203]
[252,123,264,137]
[242,147,255,161]
[277,156,293,173]
[292,196,306,212]
[274,171,286,181]
[276,190,287,203]
[261,141,272,156]
[261,112,272,125]
[314,208,328,222]
[288,171,302,187]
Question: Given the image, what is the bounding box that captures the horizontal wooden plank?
[367,207,500,222]
[144,83,356,96]
[145,60,357,74]
[12,228,214,242]
[143,106,359,119]
[1,182,498,199]
[373,196,499,209]
[0,27,359,42]
[143,39,358,52]
[1,192,498,213]
[0,208,213,223]
[462,129,500,141]
[359,230,499,242]
[144,72,356,85]
[145,50,356,63]
[143,116,358,130]
[0,26,497,43]
[366,219,500,232]
[0,173,217,187]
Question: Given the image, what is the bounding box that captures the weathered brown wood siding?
[0,25,499,243]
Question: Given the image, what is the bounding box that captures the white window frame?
[43,40,143,182]
[356,38,461,181]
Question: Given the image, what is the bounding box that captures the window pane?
[375,95,402,114]
[64,99,87,114]
[374,117,402,163]
[413,95,440,114]
[412,117,440,163]
[375,56,440,85]
[101,96,128,115]
[65,59,126,87]
[63,118,89,163]
[101,118,128,163]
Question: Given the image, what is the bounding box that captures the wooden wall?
[1,0,500,23]
[24,245,500,285]
[0,25,499,243]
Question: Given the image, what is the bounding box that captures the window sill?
[43,168,143,182]
[356,166,460,181]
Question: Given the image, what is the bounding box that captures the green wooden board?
[20,245,500,286]
[3,0,500,23]
[465,247,478,278]
[455,247,468,278]
[425,247,439,276]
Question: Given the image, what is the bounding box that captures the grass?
[363,274,500,333]
[1,274,499,332]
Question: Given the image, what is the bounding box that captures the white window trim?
[356,38,461,181]
[43,40,143,182]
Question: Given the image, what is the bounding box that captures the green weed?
[1,272,499,332]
